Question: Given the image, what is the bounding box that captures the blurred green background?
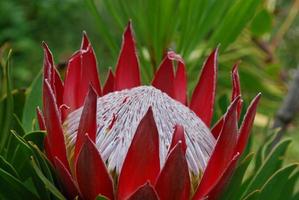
[1,0,299,167]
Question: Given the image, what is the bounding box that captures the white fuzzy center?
[64,86,216,175]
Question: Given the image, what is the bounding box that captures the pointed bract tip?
[169,125,187,154]
[212,47,219,59]
[42,41,47,48]
[232,63,239,73]
[167,51,184,64]
[248,92,262,109]
[81,31,90,50]
[42,42,52,55]
[88,83,99,97]
[124,20,133,37]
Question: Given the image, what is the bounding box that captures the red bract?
[38,22,261,200]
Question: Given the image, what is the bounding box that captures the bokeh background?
[1,0,299,179]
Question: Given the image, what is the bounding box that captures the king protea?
[37,22,261,200]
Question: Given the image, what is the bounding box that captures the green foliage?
[250,9,273,37]
[22,71,42,132]
[0,0,104,87]
[0,53,65,199]
[221,133,299,200]
[85,0,261,83]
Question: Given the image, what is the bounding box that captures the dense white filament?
[64,86,216,175]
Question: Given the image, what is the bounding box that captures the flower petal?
[127,183,159,200]
[118,108,160,200]
[74,86,98,161]
[63,34,101,116]
[212,64,243,139]
[231,63,242,118]
[201,153,240,200]
[155,143,190,200]
[190,48,218,127]
[36,107,45,130]
[211,118,223,139]
[115,21,141,90]
[169,125,187,154]
[174,56,187,105]
[54,157,79,199]
[81,31,90,50]
[152,54,175,98]
[235,93,261,155]
[76,134,114,200]
[53,68,64,109]
[103,68,115,95]
[193,97,239,199]
[42,42,54,83]
[43,79,70,171]
[42,43,64,108]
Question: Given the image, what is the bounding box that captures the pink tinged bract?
[155,143,191,200]
[193,97,240,199]
[115,21,141,91]
[152,51,187,104]
[235,93,261,154]
[212,63,242,139]
[36,107,45,131]
[169,125,187,154]
[76,135,114,200]
[103,68,115,95]
[118,108,160,200]
[152,54,175,98]
[190,48,218,127]
[128,183,159,200]
[231,63,242,118]
[74,86,98,161]
[174,55,187,105]
[81,31,90,50]
[42,43,64,108]
[54,157,79,200]
[204,153,240,200]
[43,79,70,171]
[63,33,101,116]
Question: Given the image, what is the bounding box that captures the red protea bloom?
[37,22,261,200]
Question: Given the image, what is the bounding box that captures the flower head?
[38,22,261,200]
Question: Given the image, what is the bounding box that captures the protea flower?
[37,22,261,200]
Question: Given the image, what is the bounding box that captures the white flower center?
[64,86,216,175]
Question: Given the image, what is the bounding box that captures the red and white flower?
[37,22,261,200]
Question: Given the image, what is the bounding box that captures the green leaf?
[0,155,19,178]
[291,192,299,200]
[258,164,298,200]
[96,195,109,200]
[250,9,272,37]
[221,153,254,200]
[31,158,66,200]
[209,0,260,50]
[22,71,42,132]
[218,94,230,115]
[254,131,279,172]
[84,0,118,56]
[0,168,39,200]
[23,131,46,150]
[27,141,55,184]
[8,130,36,179]
[0,50,13,154]
[12,89,26,120]
[242,139,291,198]
[278,170,299,200]
[242,190,260,200]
